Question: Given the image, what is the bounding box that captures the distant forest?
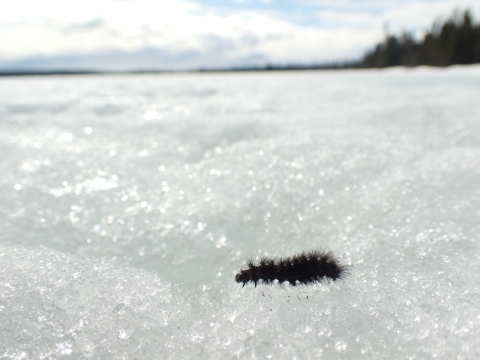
[220,9,480,72]
[355,9,480,68]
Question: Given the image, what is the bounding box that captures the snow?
[1,67,479,358]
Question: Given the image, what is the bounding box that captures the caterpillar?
[235,250,347,287]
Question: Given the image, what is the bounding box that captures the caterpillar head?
[235,270,249,286]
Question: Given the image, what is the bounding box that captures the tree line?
[212,9,480,72]
[355,9,480,68]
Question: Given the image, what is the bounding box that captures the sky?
[0,0,479,71]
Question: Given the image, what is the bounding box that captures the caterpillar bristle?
[235,249,347,287]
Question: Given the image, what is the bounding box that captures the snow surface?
[1,67,479,359]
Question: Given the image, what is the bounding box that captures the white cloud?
[0,0,478,70]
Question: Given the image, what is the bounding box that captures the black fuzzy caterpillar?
[235,250,347,287]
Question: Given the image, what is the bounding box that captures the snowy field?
[1,67,479,359]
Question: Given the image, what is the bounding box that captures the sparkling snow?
[1,67,479,358]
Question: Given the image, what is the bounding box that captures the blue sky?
[0,0,479,71]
